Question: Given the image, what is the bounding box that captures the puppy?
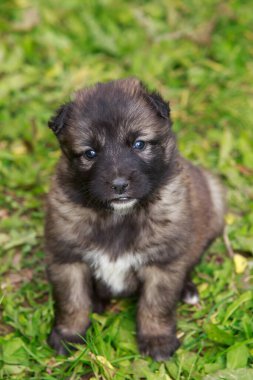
[45,78,225,360]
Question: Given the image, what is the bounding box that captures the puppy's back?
[180,157,225,262]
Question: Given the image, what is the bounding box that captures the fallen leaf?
[0,233,10,245]
[0,209,9,220]
[12,252,22,267]
[235,164,253,176]
[225,213,236,225]
[234,254,248,274]
[12,8,40,32]
[1,269,33,290]
[198,282,209,293]
[11,142,27,156]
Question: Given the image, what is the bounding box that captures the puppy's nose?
[111,177,129,194]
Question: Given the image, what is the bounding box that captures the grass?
[0,0,253,378]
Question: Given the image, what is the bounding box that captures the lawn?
[0,0,253,379]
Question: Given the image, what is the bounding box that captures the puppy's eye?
[133,140,145,150]
[84,149,97,159]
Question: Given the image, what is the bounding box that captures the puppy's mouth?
[111,196,132,203]
[110,197,137,212]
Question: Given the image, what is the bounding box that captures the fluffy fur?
[45,78,225,360]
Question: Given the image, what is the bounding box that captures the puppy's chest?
[85,250,143,295]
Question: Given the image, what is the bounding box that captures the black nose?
[111,177,129,194]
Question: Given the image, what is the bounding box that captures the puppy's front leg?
[137,262,186,361]
[47,262,92,355]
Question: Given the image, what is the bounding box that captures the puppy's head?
[48,78,177,213]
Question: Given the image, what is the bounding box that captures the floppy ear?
[48,103,72,136]
[145,91,170,120]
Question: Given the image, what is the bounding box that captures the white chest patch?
[85,250,143,294]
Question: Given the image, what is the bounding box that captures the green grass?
[1,0,253,379]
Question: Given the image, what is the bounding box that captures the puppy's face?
[49,78,176,212]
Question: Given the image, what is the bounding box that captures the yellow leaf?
[198,283,209,293]
[0,233,9,245]
[234,254,248,274]
[225,213,236,225]
[11,142,27,156]
[210,313,218,324]
[96,355,114,370]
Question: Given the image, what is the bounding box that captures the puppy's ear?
[145,91,170,120]
[48,103,72,136]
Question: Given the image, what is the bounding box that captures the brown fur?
[45,78,225,360]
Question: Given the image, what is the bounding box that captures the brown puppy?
[45,78,225,360]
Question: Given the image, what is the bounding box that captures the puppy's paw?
[181,280,199,305]
[48,327,70,356]
[48,327,85,356]
[92,298,109,314]
[138,334,180,361]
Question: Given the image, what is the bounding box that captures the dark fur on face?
[45,78,225,360]
[48,79,176,210]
